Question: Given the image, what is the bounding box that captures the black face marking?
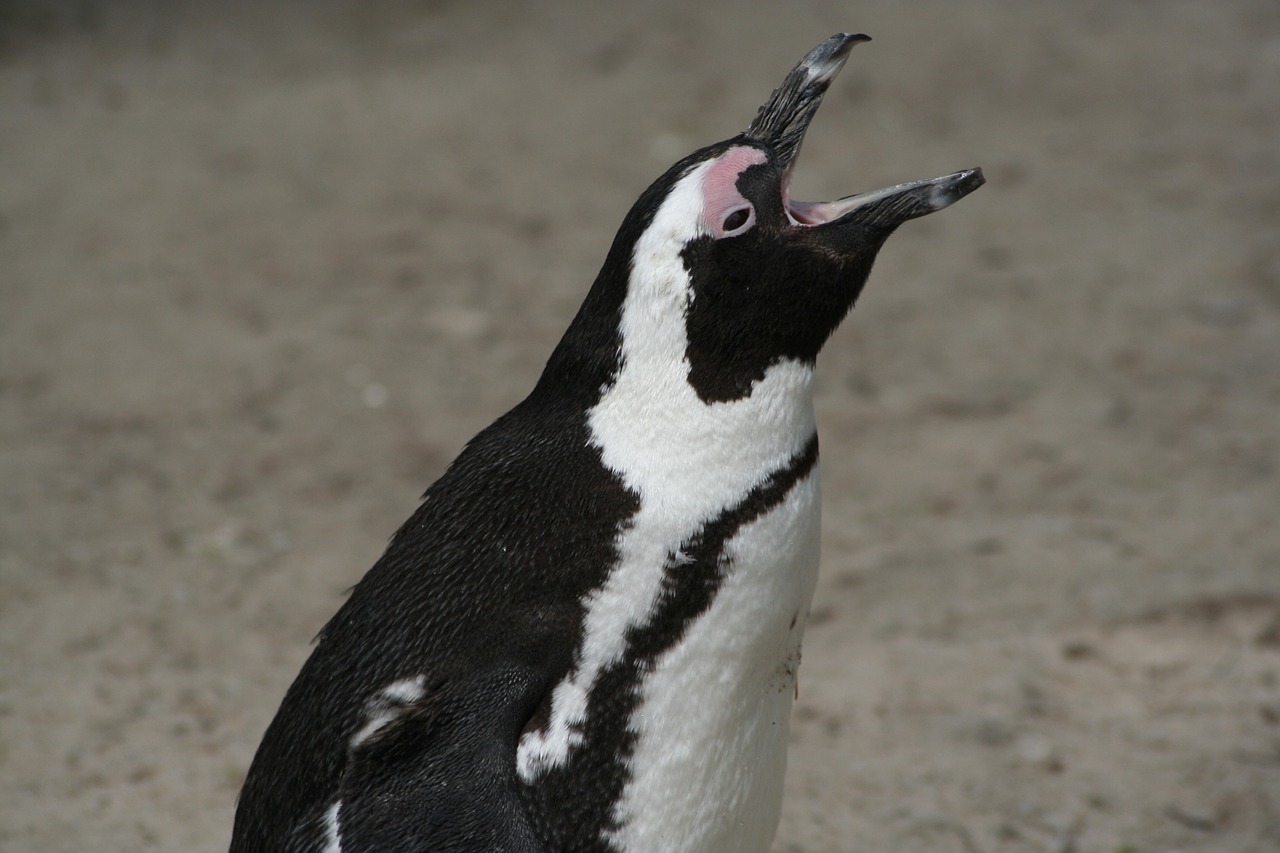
[683,157,885,403]
[521,434,819,848]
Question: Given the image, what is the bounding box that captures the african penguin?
[231,33,983,853]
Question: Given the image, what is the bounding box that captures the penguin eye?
[720,206,754,236]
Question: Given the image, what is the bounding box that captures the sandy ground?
[3,2,1279,851]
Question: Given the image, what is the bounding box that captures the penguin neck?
[587,247,818,506]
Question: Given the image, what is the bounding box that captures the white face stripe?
[516,152,820,792]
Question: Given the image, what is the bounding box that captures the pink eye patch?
[701,147,768,237]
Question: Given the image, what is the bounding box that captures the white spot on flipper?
[350,675,428,748]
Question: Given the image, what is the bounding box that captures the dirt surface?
[3,2,1279,851]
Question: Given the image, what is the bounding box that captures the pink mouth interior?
[781,165,863,227]
[782,163,955,228]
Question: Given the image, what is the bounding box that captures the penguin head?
[551,34,983,404]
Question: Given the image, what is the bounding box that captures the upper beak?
[746,34,984,230]
[744,33,869,171]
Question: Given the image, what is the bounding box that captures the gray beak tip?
[849,168,986,230]
[745,34,872,167]
[929,168,986,212]
[801,33,871,86]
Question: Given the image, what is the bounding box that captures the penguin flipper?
[318,666,549,853]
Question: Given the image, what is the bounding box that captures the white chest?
[606,467,822,853]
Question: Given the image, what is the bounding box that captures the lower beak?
[788,168,986,230]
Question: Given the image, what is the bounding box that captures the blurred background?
[2,1,1278,850]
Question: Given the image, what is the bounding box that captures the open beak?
[745,34,984,231]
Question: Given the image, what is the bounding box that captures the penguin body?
[231,34,983,853]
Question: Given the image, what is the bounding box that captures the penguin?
[231,33,982,853]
